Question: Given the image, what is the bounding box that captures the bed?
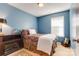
[21,29,57,56]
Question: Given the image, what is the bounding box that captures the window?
[51,16,64,36]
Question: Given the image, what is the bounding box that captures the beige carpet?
[53,43,74,56]
[75,43,79,56]
[8,42,74,56]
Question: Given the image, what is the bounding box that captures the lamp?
[0,18,7,32]
[0,18,7,23]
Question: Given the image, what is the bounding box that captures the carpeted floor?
[75,43,79,56]
[8,42,74,56]
[53,43,74,56]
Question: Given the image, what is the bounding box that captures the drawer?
[0,43,4,55]
[0,38,3,42]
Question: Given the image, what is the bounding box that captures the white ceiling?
[9,3,71,17]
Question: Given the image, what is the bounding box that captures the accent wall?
[37,10,70,42]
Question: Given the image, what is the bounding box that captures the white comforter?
[37,34,56,55]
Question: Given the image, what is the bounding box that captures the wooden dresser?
[0,37,4,55]
[0,33,4,55]
[0,34,23,56]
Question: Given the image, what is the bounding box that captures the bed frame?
[21,30,57,56]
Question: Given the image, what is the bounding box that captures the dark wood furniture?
[0,34,23,56]
[23,35,49,56]
[23,35,38,51]
[21,30,57,56]
[0,36,4,55]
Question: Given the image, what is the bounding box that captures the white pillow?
[29,29,37,35]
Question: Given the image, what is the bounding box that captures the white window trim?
[51,16,64,37]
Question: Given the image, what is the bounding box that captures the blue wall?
[0,3,37,30]
[0,3,70,42]
[37,10,70,42]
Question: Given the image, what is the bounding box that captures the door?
[70,3,79,56]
